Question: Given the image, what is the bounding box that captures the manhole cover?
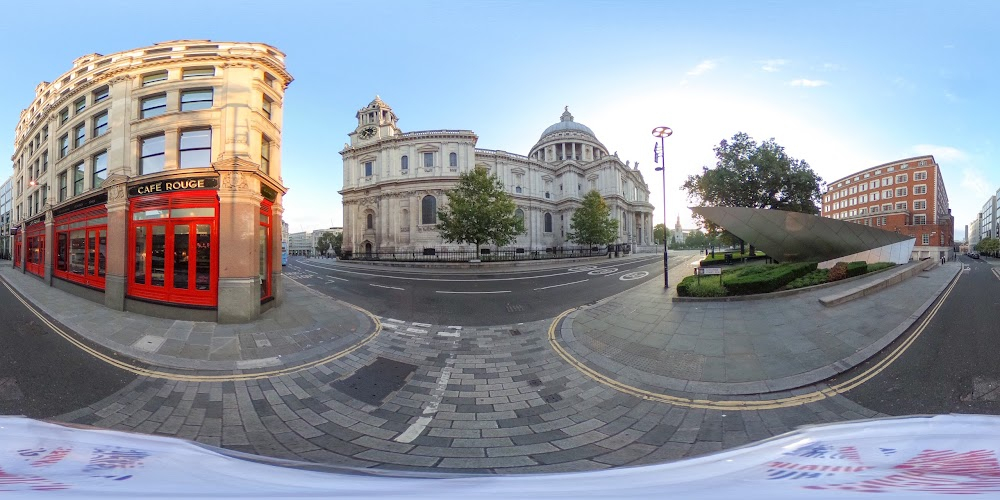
[543,393,563,403]
[510,329,522,336]
[528,379,542,387]
[332,357,417,406]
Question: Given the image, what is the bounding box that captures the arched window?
[449,152,457,167]
[515,209,524,221]
[422,195,437,225]
[544,213,553,233]
[401,155,408,171]
[515,186,522,194]
[366,213,374,230]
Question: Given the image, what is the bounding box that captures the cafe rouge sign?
[128,176,219,197]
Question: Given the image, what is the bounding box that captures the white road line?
[412,322,432,328]
[325,276,349,282]
[437,331,460,337]
[447,326,462,330]
[435,290,511,294]
[381,323,399,329]
[385,318,405,323]
[394,364,454,443]
[296,255,663,283]
[406,327,428,334]
[369,284,404,290]
[533,279,589,291]
[395,416,433,444]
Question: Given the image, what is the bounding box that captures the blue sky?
[2,0,996,240]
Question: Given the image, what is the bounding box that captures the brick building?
[820,155,953,261]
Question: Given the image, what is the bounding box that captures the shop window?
[179,129,212,168]
[129,192,218,306]
[25,222,45,277]
[54,205,107,289]
[260,202,273,300]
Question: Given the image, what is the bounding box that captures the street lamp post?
[652,126,673,288]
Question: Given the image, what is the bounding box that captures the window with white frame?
[896,174,908,183]
[914,200,926,210]
[870,206,879,213]
[882,204,892,211]
[884,177,893,186]
[93,86,109,103]
[883,189,893,199]
[922,234,929,245]
[914,171,928,181]
[92,151,107,189]
[896,187,907,197]
[914,215,927,224]
[895,202,907,211]
[914,184,927,195]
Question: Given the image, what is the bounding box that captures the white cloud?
[912,144,968,162]
[686,59,718,76]
[789,79,829,87]
[959,168,992,200]
[819,62,842,71]
[760,59,787,72]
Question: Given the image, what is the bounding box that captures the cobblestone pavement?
[56,316,886,473]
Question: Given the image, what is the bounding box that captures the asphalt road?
[283,250,701,325]
[0,277,137,418]
[838,255,1000,415]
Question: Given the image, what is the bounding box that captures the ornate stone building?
[339,99,654,254]
[10,40,291,322]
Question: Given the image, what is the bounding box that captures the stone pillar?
[43,210,54,284]
[270,201,284,304]
[216,163,263,323]
[103,176,129,311]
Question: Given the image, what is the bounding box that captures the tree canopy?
[683,132,823,216]
[653,223,670,245]
[976,237,999,256]
[435,166,525,253]
[569,190,620,246]
[315,232,338,256]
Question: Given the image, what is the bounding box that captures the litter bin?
[724,252,733,265]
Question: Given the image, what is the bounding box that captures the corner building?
[820,155,954,261]
[339,99,654,254]
[10,40,291,323]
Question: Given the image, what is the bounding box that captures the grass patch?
[679,261,900,296]
[786,269,830,290]
[866,262,896,273]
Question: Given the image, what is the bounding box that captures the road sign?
[696,267,722,275]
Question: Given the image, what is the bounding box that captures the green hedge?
[723,262,818,295]
[846,261,868,278]
[866,262,896,273]
[785,269,830,290]
[700,250,766,264]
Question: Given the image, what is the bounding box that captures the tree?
[976,238,999,256]
[683,132,823,254]
[436,166,525,254]
[685,230,708,249]
[653,223,670,245]
[569,190,620,246]
[315,232,338,256]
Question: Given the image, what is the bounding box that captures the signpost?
[695,266,723,285]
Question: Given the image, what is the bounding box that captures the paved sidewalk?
[559,260,961,395]
[0,266,376,372]
[313,252,663,274]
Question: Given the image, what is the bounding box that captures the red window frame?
[260,201,273,300]
[25,222,45,277]
[54,205,108,289]
[13,234,21,269]
[128,191,219,307]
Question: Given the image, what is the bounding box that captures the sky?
[2,0,997,241]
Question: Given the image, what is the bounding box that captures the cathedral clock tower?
[351,95,400,146]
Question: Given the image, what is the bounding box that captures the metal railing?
[343,246,615,262]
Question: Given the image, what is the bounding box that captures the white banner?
[2,414,1000,498]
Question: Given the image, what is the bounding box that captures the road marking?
[394,363,454,443]
[547,269,962,410]
[533,279,589,291]
[0,276,382,383]
[385,318,405,324]
[437,331,460,337]
[435,290,511,294]
[412,322,432,328]
[382,323,398,329]
[588,268,617,275]
[326,276,349,282]
[992,268,1000,280]
[369,284,404,290]
[619,271,650,281]
[406,327,428,334]
[296,255,663,283]
[447,326,462,330]
[569,266,598,272]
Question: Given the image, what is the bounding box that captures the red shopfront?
[53,194,108,289]
[127,177,219,308]
[24,219,46,278]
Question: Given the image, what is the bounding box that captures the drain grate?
[509,329,522,336]
[528,378,543,387]
[332,357,417,406]
[543,393,563,403]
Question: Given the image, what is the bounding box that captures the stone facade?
[339,99,654,254]
[9,40,291,323]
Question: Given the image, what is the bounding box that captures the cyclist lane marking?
[546,271,962,410]
[0,276,382,383]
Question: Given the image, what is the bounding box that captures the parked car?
[970,252,980,259]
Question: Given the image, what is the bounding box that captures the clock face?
[359,126,377,139]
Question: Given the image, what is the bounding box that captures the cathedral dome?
[539,107,595,140]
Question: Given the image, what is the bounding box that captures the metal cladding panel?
[692,206,914,263]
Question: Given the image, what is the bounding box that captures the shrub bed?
[846,261,868,278]
[724,262,817,295]
[785,269,830,290]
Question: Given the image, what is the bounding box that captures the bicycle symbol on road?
[588,268,617,275]
[619,271,649,281]
[570,265,598,272]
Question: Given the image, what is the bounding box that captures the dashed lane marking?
[533,279,589,291]
[406,327,428,334]
[412,322,432,328]
[370,284,405,290]
[437,331,460,338]
[547,269,962,410]
[385,318,405,324]
[435,290,511,294]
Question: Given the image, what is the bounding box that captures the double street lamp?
[652,126,672,288]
